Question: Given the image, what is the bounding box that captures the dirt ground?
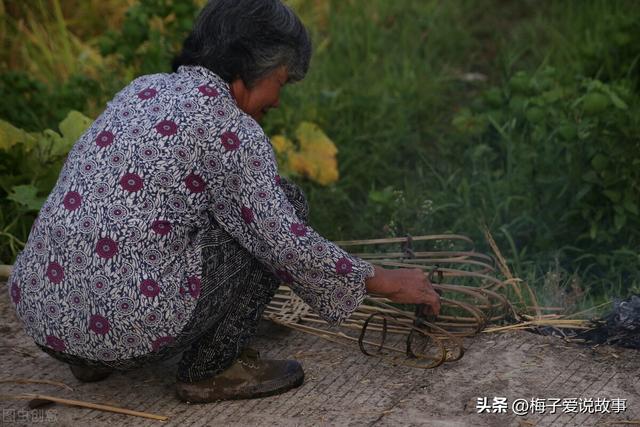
[1,290,638,427]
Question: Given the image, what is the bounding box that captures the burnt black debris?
[578,294,640,350]
[529,295,640,350]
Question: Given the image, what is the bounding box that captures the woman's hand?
[365,265,441,316]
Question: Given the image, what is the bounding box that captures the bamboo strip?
[265,234,601,367]
[350,250,494,262]
[270,285,507,334]
[353,256,478,266]
[267,317,445,362]
[368,260,506,287]
[335,234,475,247]
[360,299,466,350]
[559,301,611,319]
[393,258,495,273]
[483,320,590,333]
[0,393,168,421]
[297,311,481,332]
[434,284,492,306]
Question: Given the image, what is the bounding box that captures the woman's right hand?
[365,265,441,316]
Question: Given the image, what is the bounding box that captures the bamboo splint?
[1,394,168,421]
[264,233,533,369]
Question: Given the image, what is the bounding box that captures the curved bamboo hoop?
[265,234,529,369]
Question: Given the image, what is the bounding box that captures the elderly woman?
[8,0,440,403]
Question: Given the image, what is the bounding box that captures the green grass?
[265,0,484,234]
[264,0,640,309]
[1,0,639,313]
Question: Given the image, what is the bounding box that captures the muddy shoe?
[175,348,304,403]
[69,365,113,382]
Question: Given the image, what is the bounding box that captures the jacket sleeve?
[200,118,375,325]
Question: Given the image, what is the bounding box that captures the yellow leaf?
[270,122,340,186]
[288,152,312,175]
[289,121,339,186]
[271,135,294,154]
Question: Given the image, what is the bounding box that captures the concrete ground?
[1,291,639,427]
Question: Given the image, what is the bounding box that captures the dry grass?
[0,0,131,82]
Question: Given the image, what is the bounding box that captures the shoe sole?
[176,367,304,403]
[69,365,113,383]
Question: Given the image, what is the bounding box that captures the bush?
[0,112,93,262]
[1,0,639,302]
[439,1,640,297]
[98,0,201,76]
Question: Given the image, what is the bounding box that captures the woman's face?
[230,66,288,121]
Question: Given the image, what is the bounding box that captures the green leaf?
[541,88,564,104]
[591,154,609,171]
[483,88,503,107]
[525,106,545,124]
[59,110,93,145]
[557,123,577,141]
[581,92,610,115]
[509,71,531,95]
[508,95,527,113]
[614,213,627,230]
[471,144,493,160]
[42,129,67,157]
[575,185,591,202]
[581,171,600,184]
[368,186,395,204]
[603,190,621,203]
[609,92,628,110]
[0,119,36,151]
[44,111,93,158]
[451,109,486,136]
[623,192,639,215]
[7,185,46,212]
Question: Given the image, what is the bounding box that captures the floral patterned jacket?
[7,65,375,361]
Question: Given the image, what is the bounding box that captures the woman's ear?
[229,77,248,105]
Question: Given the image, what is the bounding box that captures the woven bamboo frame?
[264,234,521,369]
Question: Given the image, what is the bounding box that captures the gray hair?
[172,0,312,87]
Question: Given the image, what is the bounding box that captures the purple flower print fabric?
[7,65,375,361]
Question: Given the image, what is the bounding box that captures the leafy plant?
[1,0,639,306]
[444,61,640,298]
[98,0,202,76]
[0,111,92,262]
[271,122,339,186]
